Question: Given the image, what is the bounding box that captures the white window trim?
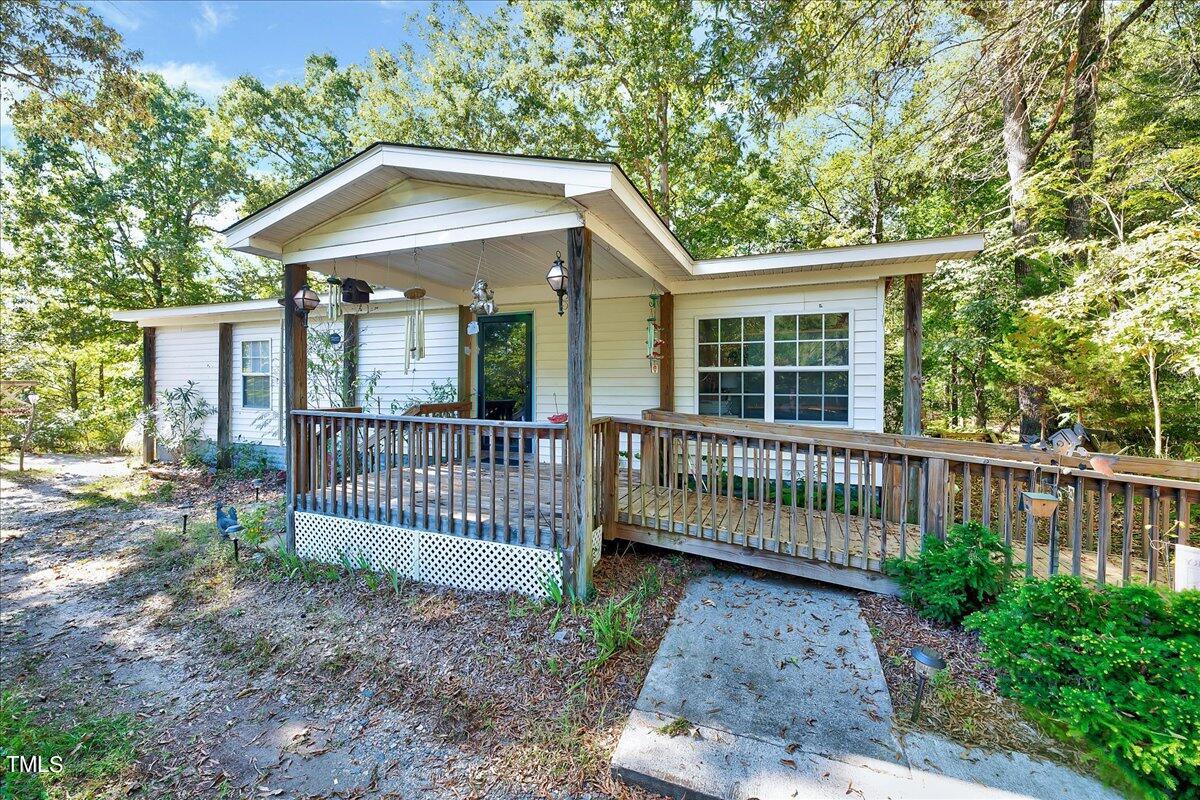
[694,310,854,426]
[241,339,272,410]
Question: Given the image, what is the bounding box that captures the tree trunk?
[1000,43,1046,438]
[68,361,79,410]
[656,89,671,227]
[949,355,960,428]
[871,176,885,244]
[973,353,988,429]
[1066,0,1102,267]
[98,363,105,399]
[1147,349,1163,457]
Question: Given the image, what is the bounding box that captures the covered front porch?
[221,143,981,597]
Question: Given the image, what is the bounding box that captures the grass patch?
[0,467,54,484]
[0,691,139,799]
[71,474,174,510]
[656,717,693,737]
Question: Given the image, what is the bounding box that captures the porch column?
[902,274,923,436]
[565,226,594,598]
[342,312,359,406]
[216,322,233,468]
[457,305,474,412]
[283,262,309,552]
[658,292,674,411]
[141,327,156,464]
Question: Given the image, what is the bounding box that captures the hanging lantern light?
[292,284,320,327]
[546,251,568,316]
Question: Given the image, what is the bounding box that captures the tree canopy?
[3,0,1198,458]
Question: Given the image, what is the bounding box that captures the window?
[241,340,271,409]
[696,312,851,424]
[772,313,850,423]
[698,316,766,419]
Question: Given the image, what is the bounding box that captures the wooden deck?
[615,483,1152,585]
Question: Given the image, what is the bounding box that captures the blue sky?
[86,1,498,101]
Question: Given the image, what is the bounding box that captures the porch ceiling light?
[546,252,568,316]
[292,284,320,327]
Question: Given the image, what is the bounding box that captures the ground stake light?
[909,646,946,723]
[179,500,194,537]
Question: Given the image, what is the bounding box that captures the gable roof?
[222,142,983,285]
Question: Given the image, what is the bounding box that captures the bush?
[886,521,1016,624]
[966,577,1200,799]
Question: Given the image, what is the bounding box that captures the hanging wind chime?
[403,250,427,374]
[325,261,343,323]
[646,291,664,374]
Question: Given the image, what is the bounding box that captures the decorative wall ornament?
[646,292,664,374]
[468,241,498,316]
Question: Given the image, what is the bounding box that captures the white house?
[113,143,984,597]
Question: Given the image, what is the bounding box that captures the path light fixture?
[179,500,194,537]
[252,478,262,501]
[909,646,946,723]
[546,252,568,316]
[291,284,320,328]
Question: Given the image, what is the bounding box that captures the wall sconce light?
[546,252,567,316]
[909,646,945,723]
[292,284,320,327]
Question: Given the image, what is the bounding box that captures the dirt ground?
[1,455,709,799]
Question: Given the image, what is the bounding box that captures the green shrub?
[886,521,1016,623]
[966,577,1200,799]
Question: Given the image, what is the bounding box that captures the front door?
[477,313,533,454]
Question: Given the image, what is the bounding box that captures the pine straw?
[857,593,1088,770]
[149,472,709,799]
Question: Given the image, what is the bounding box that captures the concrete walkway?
[611,573,1122,800]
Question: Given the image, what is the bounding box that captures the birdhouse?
[1020,491,1060,519]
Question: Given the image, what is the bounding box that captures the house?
[114,143,988,598]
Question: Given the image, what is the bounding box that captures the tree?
[0,0,142,140]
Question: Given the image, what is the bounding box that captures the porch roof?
[222,142,984,299]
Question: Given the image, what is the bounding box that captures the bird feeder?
[1019,491,1060,519]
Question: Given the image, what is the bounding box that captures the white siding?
[232,320,281,446]
[154,325,220,444]
[356,306,461,413]
[673,281,885,432]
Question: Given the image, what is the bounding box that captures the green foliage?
[966,578,1200,799]
[152,381,214,465]
[887,522,1016,624]
[584,595,642,670]
[0,691,139,799]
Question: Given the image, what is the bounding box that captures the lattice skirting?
[295,512,602,598]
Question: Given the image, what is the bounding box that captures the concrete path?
[611,572,1122,800]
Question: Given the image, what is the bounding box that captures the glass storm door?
[477,313,533,455]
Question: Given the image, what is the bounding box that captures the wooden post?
[216,322,233,469]
[658,291,674,411]
[457,305,474,413]
[283,263,309,553]
[141,327,156,464]
[342,312,359,406]
[924,457,948,539]
[902,274,923,436]
[565,226,594,598]
[602,418,618,539]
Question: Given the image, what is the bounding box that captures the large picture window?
[696,312,851,424]
[241,340,271,409]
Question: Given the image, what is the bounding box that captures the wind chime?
[403,250,427,374]
[325,261,343,323]
[646,291,664,374]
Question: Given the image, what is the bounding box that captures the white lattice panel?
[294,512,562,598]
[295,513,418,574]
[591,526,603,568]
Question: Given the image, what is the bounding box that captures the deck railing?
[292,410,569,548]
[291,408,1199,592]
[598,415,1200,588]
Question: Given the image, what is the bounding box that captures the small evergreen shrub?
[966,577,1200,800]
[886,521,1016,624]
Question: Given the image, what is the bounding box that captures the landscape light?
[909,646,946,723]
